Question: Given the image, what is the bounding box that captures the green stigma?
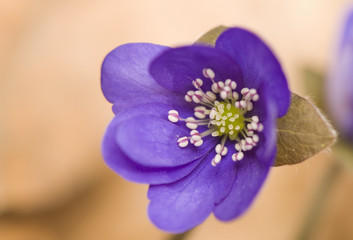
[210,101,245,140]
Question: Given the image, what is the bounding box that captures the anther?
[211,154,222,166]
[194,106,207,119]
[252,116,259,123]
[185,117,198,129]
[232,92,239,101]
[253,134,259,143]
[168,110,179,123]
[203,68,215,79]
[192,78,203,89]
[252,94,259,101]
[192,90,203,103]
[240,100,247,109]
[211,81,224,93]
[225,79,237,89]
[241,88,249,95]
[190,130,201,141]
[206,91,216,101]
[215,144,228,156]
[185,90,194,102]
[247,102,253,111]
[177,137,189,148]
[193,139,203,147]
[232,151,244,161]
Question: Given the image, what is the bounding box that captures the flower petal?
[213,148,276,221]
[149,45,243,95]
[327,9,353,139]
[102,114,202,184]
[116,112,217,167]
[147,152,239,233]
[101,43,179,113]
[249,82,279,161]
[213,84,278,220]
[216,28,290,117]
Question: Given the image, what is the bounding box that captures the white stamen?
[252,116,259,123]
[235,143,241,151]
[253,134,259,143]
[232,92,239,101]
[193,78,203,89]
[190,130,201,141]
[220,91,228,99]
[211,154,222,166]
[251,122,258,130]
[214,154,222,163]
[247,102,253,111]
[211,83,219,93]
[193,139,203,147]
[206,91,216,101]
[186,117,198,129]
[203,68,215,79]
[240,100,247,109]
[241,88,249,95]
[215,144,228,156]
[249,89,257,95]
[232,151,244,161]
[209,108,217,119]
[252,94,259,101]
[194,106,207,119]
[177,137,189,148]
[168,110,179,123]
[185,90,194,102]
[225,79,237,89]
[192,90,203,103]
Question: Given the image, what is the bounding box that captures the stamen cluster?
[168,68,263,166]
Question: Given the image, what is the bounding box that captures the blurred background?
[1,0,353,239]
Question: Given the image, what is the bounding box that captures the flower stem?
[167,229,193,240]
[296,158,343,240]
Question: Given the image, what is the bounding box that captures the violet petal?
[216,28,290,117]
[150,45,243,95]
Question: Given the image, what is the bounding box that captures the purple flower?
[327,8,353,141]
[101,28,290,233]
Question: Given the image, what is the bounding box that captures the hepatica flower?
[327,8,353,141]
[101,28,290,233]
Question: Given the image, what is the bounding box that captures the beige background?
[1,0,353,239]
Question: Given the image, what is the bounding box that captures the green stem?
[296,159,343,240]
[167,229,193,240]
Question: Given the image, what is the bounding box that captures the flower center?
[209,101,245,141]
[167,68,263,166]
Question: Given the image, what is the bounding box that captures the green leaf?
[274,93,337,166]
[195,25,228,46]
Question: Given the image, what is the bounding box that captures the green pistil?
[212,102,245,140]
